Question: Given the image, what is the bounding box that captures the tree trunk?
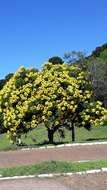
[71,123,75,142]
[70,123,75,142]
[17,138,22,146]
[48,129,54,144]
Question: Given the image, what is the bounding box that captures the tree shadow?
[37,140,70,146]
[16,140,70,148]
[86,137,107,141]
[10,137,107,148]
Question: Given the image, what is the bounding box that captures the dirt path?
[0,172,107,190]
[0,144,107,168]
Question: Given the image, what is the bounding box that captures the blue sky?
[0,0,107,78]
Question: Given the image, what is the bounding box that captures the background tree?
[48,56,64,65]
[89,43,107,107]
[64,51,88,72]
[0,73,13,90]
[64,47,107,108]
[64,51,85,64]
[87,57,107,107]
[92,43,107,58]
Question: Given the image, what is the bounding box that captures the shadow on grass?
[6,138,107,150]
[15,139,71,148]
[86,137,107,141]
[37,140,70,146]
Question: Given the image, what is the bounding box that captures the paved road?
[0,144,107,167]
[0,177,68,190]
[0,173,107,190]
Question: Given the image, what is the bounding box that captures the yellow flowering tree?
[0,66,38,143]
[0,63,106,144]
[31,62,106,143]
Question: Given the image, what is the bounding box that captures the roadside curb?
[21,141,107,151]
[0,168,107,181]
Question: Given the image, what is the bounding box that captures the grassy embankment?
[0,124,107,151]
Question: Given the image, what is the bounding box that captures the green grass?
[23,124,107,146]
[0,160,107,177]
[0,124,107,151]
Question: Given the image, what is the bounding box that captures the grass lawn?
[0,124,107,151]
[0,160,107,177]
